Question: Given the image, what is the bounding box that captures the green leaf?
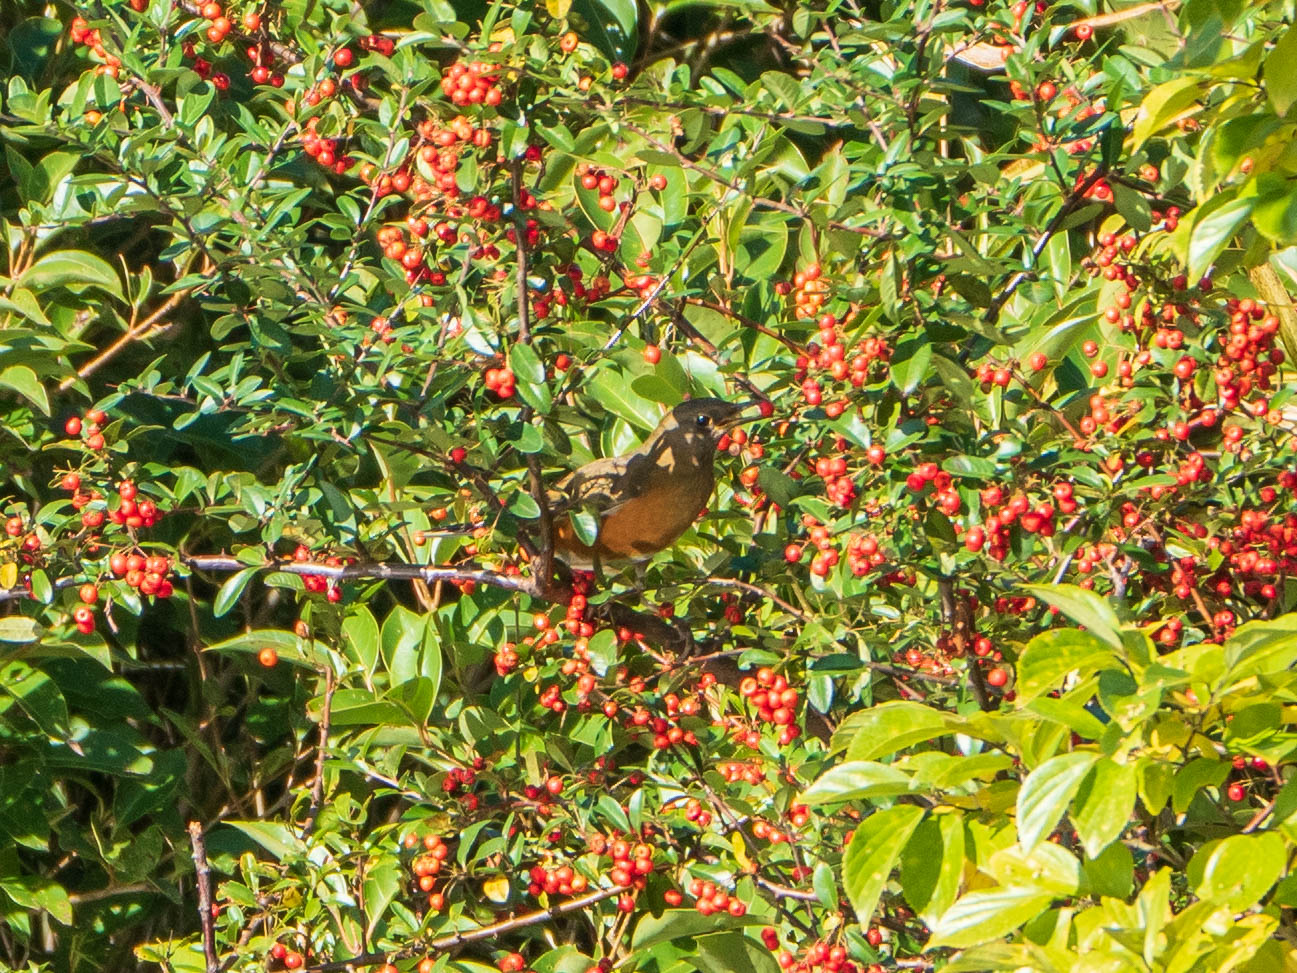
[1020,584,1124,649]
[381,605,427,684]
[342,606,381,674]
[0,365,50,415]
[812,861,838,910]
[631,909,762,950]
[362,853,403,937]
[889,338,933,397]
[0,660,70,738]
[899,812,965,925]
[221,820,303,860]
[694,932,781,973]
[799,761,913,805]
[0,616,40,643]
[1071,760,1137,858]
[1172,757,1228,814]
[1190,833,1284,913]
[212,566,257,618]
[1187,194,1254,281]
[834,701,958,760]
[585,628,617,676]
[1016,750,1100,852]
[927,886,1056,949]
[842,804,926,926]
[510,342,552,413]
[204,629,313,667]
[19,249,123,298]
[1265,24,1297,117]
[1015,629,1122,702]
[588,368,660,431]
[1131,77,1202,151]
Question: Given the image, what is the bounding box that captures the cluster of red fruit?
[793,314,893,416]
[784,514,886,579]
[291,545,343,601]
[903,463,964,517]
[1226,753,1272,803]
[678,796,714,829]
[1218,502,1297,602]
[194,1,236,45]
[532,263,614,321]
[734,666,801,746]
[681,876,748,917]
[576,162,625,215]
[526,859,590,898]
[962,482,1074,559]
[64,409,109,451]
[763,928,879,973]
[780,262,830,319]
[401,832,452,912]
[266,942,306,970]
[440,59,504,107]
[623,695,702,750]
[299,117,355,175]
[409,114,495,202]
[68,16,122,78]
[1212,299,1283,423]
[484,365,518,399]
[106,550,174,598]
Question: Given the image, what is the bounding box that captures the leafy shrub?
[3,0,1297,971]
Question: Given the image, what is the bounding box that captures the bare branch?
[188,821,219,973]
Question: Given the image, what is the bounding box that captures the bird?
[548,398,757,571]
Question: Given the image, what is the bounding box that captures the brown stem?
[682,296,805,355]
[303,886,623,972]
[620,122,887,239]
[939,577,991,710]
[986,165,1109,325]
[188,821,219,973]
[753,875,818,902]
[182,554,541,597]
[1070,1,1180,30]
[301,668,335,837]
[58,256,210,392]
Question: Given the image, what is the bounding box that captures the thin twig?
[986,165,1109,325]
[620,122,887,239]
[302,886,623,972]
[301,668,335,838]
[939,577,991,710]
[188,821,219,973]
[58,257,210,392]
[182,554,540,596]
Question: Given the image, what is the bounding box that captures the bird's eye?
[696,414,711,428]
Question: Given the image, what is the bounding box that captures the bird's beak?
[721,400,765,428]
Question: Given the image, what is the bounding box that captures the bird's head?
[651,398,758,462]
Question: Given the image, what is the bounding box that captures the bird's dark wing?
[550,453,643,516]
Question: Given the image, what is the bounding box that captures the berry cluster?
[68,17,122,78]
[684,877,748,917]
[440,59,504,108]
[1213,300,1282,423]
[291,545,343,601]
[300,117,355,175]
[576,162,625,215]
[734,667,801,746]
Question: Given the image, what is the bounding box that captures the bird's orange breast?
[552,470,714,568]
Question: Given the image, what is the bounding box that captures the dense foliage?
[5,0,1297,970]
